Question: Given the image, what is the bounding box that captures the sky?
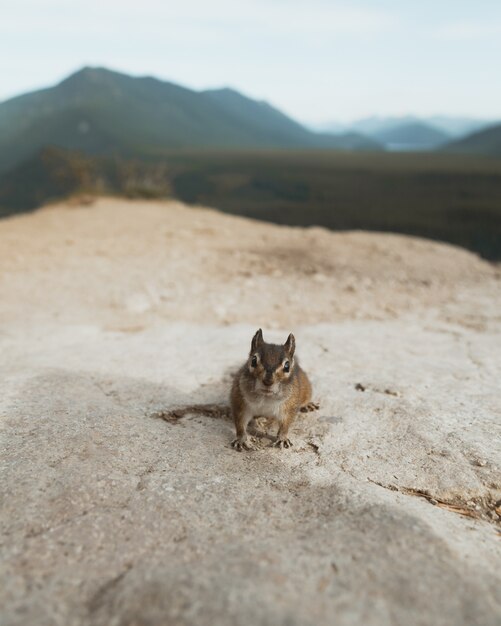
[1,0,501,124]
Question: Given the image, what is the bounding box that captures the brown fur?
[230,329,318,451]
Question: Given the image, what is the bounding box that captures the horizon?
[1,1,501,125]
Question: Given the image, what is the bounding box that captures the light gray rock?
[1,322,500,626]
[0,199,500,626]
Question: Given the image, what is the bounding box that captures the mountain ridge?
[0,67,380,173]
[441,122,501,156]
[317,115,493,139]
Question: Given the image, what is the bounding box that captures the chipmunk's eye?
[283,361,290,373]
[251,355,258,367]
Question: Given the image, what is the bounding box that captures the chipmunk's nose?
[263,372,274,386]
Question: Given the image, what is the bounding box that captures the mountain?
[0,67,380,173]
[318,116,448,149]
[317,116,495,148]
[441,123,501,157]
[371,122,450,151]
[426,116,493,138]
[203,87,311,143]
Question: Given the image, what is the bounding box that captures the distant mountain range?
[0,67,380,173]
[347,115,490,138]
[316,115,497,151]
[0,67,500,180]
[370,122,450,151]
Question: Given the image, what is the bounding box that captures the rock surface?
[1,197,500,626]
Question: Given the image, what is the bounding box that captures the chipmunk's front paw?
[273,437,293,449]
[231,436,254,451]
[300,402,320,413]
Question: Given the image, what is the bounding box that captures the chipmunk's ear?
[251,328,264,351]
[284,333,296,357]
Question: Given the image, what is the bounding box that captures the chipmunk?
[230,329,319,451]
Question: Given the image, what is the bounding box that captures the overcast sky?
[1,0,500,123]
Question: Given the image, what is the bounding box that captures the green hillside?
[442,123,501,156]
[0,147,171,214]
[0,67,380,173]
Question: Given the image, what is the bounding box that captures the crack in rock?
[150,403,232,423]
[368,478,501,527]
[88,563,134,615]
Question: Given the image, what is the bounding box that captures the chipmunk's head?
[247,328,296,395]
